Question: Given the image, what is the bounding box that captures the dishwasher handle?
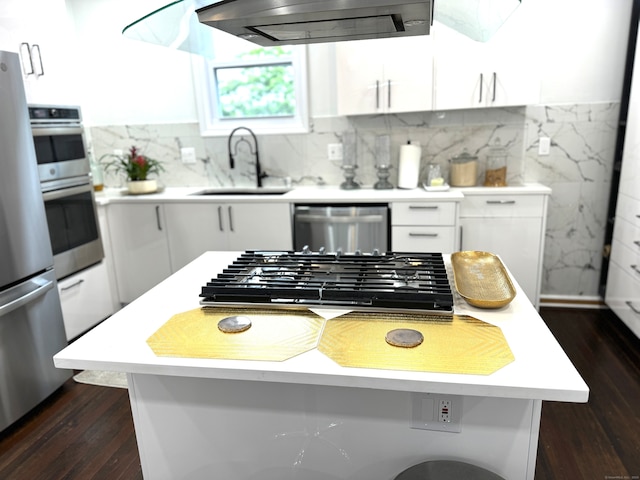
[295,213,385,224]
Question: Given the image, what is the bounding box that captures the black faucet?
[228,126,267,188]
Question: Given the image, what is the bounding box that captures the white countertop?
[94,183,550,205]
[54,251,588,403]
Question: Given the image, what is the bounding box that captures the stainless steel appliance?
[29,105,104,280]
[29,105,88,183]
[294,204,389,254]
[0,50,71,432]
[200,250,454,313]
[196,0,433,46]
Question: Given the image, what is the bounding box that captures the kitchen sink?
[190,187,292,196]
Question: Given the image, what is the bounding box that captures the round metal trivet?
[218,315,252,333]
[385,328,424,348]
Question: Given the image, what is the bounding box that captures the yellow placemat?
[147,307,325,361]
[318,312,514,375]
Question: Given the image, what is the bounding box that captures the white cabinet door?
[165,203,227,272]
[336,36,433,115]
[460,216,543,307]
[0,0,79,105]
[227,202,292,251]
[432,22,539,110]
[107,203,172,305]
[165,202,293,272]
[58,261,114,341]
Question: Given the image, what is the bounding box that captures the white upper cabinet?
[0,0,79,106]
[432,9,540,111]
[336,36,434,115]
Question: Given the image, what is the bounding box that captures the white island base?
[129,374,540,479]
[54,252,588,480]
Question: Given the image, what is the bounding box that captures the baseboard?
[539,295,607,309]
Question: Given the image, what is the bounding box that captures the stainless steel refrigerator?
[0,50,71,432]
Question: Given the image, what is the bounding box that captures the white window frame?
[192,44,309,137]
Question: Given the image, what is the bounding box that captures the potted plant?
[102,146,165,194]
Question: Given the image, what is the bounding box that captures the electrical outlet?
[439,399,451,423]
[411,393,462,433]
[538,137,551,156]
[113,149,123,156]
[328,143,343,161]
[181,147,197,164]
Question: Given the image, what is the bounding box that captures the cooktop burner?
[200,250,454,313]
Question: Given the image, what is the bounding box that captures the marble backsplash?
[89,102,619,300]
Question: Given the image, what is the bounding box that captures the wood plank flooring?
[0,307,638,479]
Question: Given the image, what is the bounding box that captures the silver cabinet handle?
[60,279,85,292]
[228,206,234,232]
[218,206,224,232]
[31,44,44,76]
[631,265,640,275]
[492,72,497,102]
[479,73,483,103]
[376,80,380,109]
[20,42,34,75]
[155,205,162,231]
[388,79,391,109]
[408,205,439,210]
[486,200,516,205]
[409,233,439,237]
[626,301,640,315]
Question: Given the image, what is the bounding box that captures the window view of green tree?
[215,46,296,118]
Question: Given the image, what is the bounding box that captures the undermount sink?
[191,187,292,196]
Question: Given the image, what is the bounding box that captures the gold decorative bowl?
[451,251,516,308]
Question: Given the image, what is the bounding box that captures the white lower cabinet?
[391,201,459,253]
[58,261,114,341]
[106,201,293,304]
[165,202,293,272]
[107,203,172,305]
[458,187,550,309]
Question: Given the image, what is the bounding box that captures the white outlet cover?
[411,393,462,433]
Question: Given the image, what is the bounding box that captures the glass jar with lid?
[449,149,478,187]
[484,138,508,187]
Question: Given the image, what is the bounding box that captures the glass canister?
[449,149,478,187]
[484,138,508,187]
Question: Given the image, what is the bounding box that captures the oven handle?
[31,126,83,136]
[41,182,92,201]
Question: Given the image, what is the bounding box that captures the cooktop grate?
[200,250,454,313]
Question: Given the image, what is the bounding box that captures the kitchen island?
[54,251,587,480]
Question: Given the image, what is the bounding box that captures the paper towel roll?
[397,143,421,189]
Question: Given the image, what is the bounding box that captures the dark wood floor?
[0,307,638,479]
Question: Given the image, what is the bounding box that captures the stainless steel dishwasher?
[293,204,389,253]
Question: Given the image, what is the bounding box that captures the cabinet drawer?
[612,215,640,254]
[615,192,640,226]
[605,261,640,339]
[392,202,457,226]
[610,239,640,279]
[58,261,114,341]
[460,194,545,217]
[392,226,456,253]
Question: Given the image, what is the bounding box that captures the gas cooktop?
[200,250,454,313]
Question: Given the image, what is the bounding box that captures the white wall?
[65,0,197,126]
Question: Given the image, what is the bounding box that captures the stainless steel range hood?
[195,0,433,46]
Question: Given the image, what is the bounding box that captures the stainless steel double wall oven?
[29,105,103,280]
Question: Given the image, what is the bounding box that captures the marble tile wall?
[90,102,619,299]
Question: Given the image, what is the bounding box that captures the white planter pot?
[127,179,157,195]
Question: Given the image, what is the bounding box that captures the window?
[193,30,309,136]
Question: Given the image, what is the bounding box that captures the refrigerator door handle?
[0,279,54,319]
